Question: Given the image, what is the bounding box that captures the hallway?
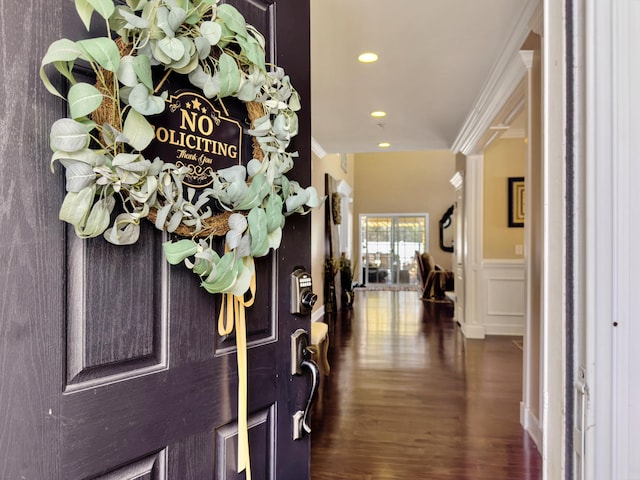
[310,290,542,479]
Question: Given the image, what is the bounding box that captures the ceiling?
[309,0,535,155]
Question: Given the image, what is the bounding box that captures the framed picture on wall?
[508,177,525,227]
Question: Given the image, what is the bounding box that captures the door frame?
[575,0,638,478]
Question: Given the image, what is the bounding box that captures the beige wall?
[310,151,355,314]
[353,150,456,271]
[483,138,526,259]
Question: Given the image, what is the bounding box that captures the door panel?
[0,0,312,478]
[66,225,168,390]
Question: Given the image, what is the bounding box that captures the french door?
[359,214,428,286]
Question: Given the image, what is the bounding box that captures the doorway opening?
[359,214,429,286]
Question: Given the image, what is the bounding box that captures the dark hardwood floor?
[310,290,542,480]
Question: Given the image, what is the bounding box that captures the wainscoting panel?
[481,260,525,335]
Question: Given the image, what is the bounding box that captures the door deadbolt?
[290,268,317,315]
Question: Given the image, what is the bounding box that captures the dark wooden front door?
[0,0,312,478]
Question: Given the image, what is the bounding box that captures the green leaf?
[228,212,248,231]
[201,251,238,293]
[42,38,84,64]
[122,109,155,150]
[40,39,84,97]
[67,82,103,119]
[75,197,112,238]
[194,36,211,60]
[172,52,199,74]
[168,7,187,31]
[285,188,308,213]
[215,20,234,49]
[59,160,97,192]
[128,83,166,115]
[59,185,96,226]
[166,210,183,232]
[234,174,268,210]
[227,256,254,296]
[247,115,271,136]
[112,152,142,166]
[77,37,120,72]
[75,0,96,30]
[117,55,139,87]
[304,186,321,208]
[163,239,198,264]
[188,66,220,98]
[155,6,173,36]
[248,206,269,257]
[104,212,141,245]
[267,226,282,250]
[51,148,105,172]
[158,36,185,61]
[50,118,90,152]
[169,37,196,70]
[237,35,265,72]
[216,4,248,38]
[87,0,115,20]
[217,52,240,97]
[132,54,153,90]
[225,227,243,250]
[265,193,284,232]
[117,6,150,28]
[199,21,222,46]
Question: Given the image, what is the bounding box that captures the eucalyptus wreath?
[40,0,320,298]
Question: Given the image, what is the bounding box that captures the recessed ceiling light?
[378,142,391,148]
[358,52,379,63]
[370,111,387,118]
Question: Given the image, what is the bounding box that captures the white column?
[542,0,566,477]
[462,154,485,339]
[519,46,543,450]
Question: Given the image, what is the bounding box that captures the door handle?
[291,329,320,439]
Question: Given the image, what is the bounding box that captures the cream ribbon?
[218,259,256,479]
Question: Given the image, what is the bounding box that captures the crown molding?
[311,137,327,159]
[451,0,540,155]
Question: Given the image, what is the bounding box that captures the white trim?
[520,41,540,458]
[311,137,327,159]
[451,0,540,155]
[450,172,463,190]
[336,179,352,197]
[481,261,526,335]
[521,401,543,450]
[311,304,325,323]
[542,0,566,476]
[584,1,616,479]
[460,155,483,338]
[482,258,526,266]
[461,323,486,339]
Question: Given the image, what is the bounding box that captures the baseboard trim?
[520,401,542,450]
[311,305,325,323]
[461,323,486,339]
[484,324,525,336]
